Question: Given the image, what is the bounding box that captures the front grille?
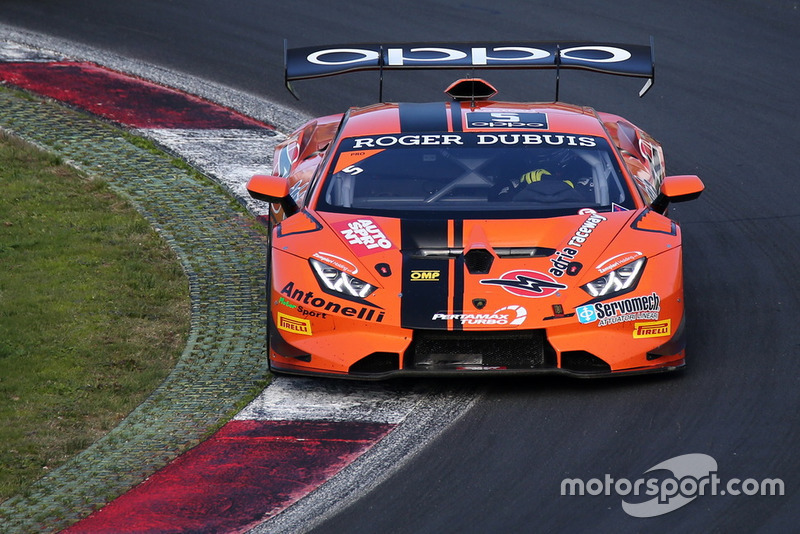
[407,330,553,370]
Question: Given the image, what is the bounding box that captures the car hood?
[274,208,680,329]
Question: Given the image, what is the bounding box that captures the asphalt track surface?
[1,1,799,533]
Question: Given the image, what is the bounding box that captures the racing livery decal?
[410,270,441,281]
[311,251,359,275]
[348,133,597,149]
[549,211,607,277]
[275,141,299,177]
[466,112,548,129]
[333,218,395,256]
[286,42,655,83]
[432,305,527,326]
[633,319,671,338]
[480,270,567,298]
[576,292,660,326]
[595,251,644,274]
[280,282,385,321]
[277,313,313,336]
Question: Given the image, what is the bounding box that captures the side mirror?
[651,175,704,214]
[247,174,298,216]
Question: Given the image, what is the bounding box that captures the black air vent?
[464,248,494,274]
[407,330,553,370]
[409,247,554,259]
[350,352,400,374]
[560,351,611,373]
[445,78,498,100]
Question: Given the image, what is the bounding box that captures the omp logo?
[410,270,440,281]
[633,319,671,338]
[277,313,312,336]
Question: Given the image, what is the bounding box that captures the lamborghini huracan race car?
[247,41,704,379]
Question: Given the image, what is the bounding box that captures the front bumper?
[268,314,686,380]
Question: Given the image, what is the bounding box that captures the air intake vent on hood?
[445,78,498,101]
[464,248,494,274]
[409,247,555,259]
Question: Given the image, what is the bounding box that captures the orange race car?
[247,41,704,379]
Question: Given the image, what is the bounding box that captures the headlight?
[581,257,646,298]
[310,258,377,299]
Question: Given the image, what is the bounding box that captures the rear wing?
[284,39,655,100]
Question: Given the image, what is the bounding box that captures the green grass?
[0,132,190,500]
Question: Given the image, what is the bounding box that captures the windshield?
[318,132,635,218]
